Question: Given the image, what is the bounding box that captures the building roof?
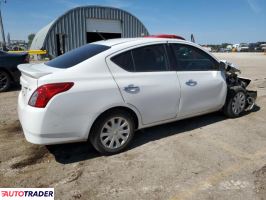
[30,5,149,53]
[30,20,55,50]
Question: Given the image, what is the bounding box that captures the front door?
[170,43,227,117]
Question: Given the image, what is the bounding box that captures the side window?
[132,44,168,72]
[171,44,218,71]
[111,51,134,72]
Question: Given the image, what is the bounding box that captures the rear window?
[46,44,110,68]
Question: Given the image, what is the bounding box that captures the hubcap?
[0,72,8,90]
[100,117,130,149]
[232,92,246,115]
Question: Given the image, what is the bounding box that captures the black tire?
[223,86,246,118]
[89,109,135,155]
[0,70,11,92]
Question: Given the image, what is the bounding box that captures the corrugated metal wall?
[42,6,149,57]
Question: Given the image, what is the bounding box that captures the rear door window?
[46,44,110,68]
[111,44,169,72]
[132,44,168,72]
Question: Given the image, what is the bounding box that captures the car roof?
[93,37,191,47]
[93,37,207,53]
[93,38,139,46]
[93,37,219,63]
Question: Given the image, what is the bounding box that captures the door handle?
[186,79,197,86]
[124,84,140,93]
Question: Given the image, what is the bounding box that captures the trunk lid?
[18,63,61,103]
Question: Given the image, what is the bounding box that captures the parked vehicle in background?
[219,48,227,52]
[249,42,266,52]
[17,38,257,154]
[0,51,29,92]
[237,43,249,52]
[248,43,257,52]
[260,43,266,52]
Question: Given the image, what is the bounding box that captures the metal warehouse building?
[30,6,149,57]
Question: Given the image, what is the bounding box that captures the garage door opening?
[86,19,122,43]
[56,34,66,56]
[86,32,121,43]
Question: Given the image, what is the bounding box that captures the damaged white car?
[17,38,257,154]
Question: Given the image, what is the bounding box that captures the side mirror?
[219,61,227,71]
[219,60,241,74]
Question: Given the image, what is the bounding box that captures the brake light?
[28,82,74,108]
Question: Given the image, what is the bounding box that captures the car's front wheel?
[0,70,11,92]
[223,86,246,118]
[89,110,135,155]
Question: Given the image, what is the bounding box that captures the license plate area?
[20,76,31,103]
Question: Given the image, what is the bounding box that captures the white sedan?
[18,38,257,154]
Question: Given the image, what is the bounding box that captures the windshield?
[46,44,110,68]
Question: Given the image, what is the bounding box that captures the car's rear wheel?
[89,110,135,155]
[0,70,11,92]
[223,86,246,118]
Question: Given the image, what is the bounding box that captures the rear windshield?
[46,44,110,68]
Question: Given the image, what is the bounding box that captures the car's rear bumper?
[21,127,85,145]
[17,92,87,145]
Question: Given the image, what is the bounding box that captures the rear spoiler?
[18,64,52,79]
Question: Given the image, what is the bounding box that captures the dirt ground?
[0,53,266,200]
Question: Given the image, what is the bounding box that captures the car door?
[106,43,181,125]
[170,43,227,117]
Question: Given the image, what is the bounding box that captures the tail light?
[28,82,74,108]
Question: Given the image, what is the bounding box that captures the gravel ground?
[0,53,266,200]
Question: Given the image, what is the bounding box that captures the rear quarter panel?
[36,55,131,140]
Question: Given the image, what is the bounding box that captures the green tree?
[221,43,232,48]
[27,33,35,48]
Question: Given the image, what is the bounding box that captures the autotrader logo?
[0,188,54,200]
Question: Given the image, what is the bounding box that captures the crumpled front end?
[221,60,258,111]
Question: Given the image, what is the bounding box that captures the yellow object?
[8,50,47,55]
[232,48,237,52]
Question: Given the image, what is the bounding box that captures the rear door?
[170,43,227,117]
[107,43,181,125]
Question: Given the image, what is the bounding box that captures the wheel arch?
[87,105,142,139]
[223,86,246,118]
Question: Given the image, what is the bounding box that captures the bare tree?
[28,33,35,47]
